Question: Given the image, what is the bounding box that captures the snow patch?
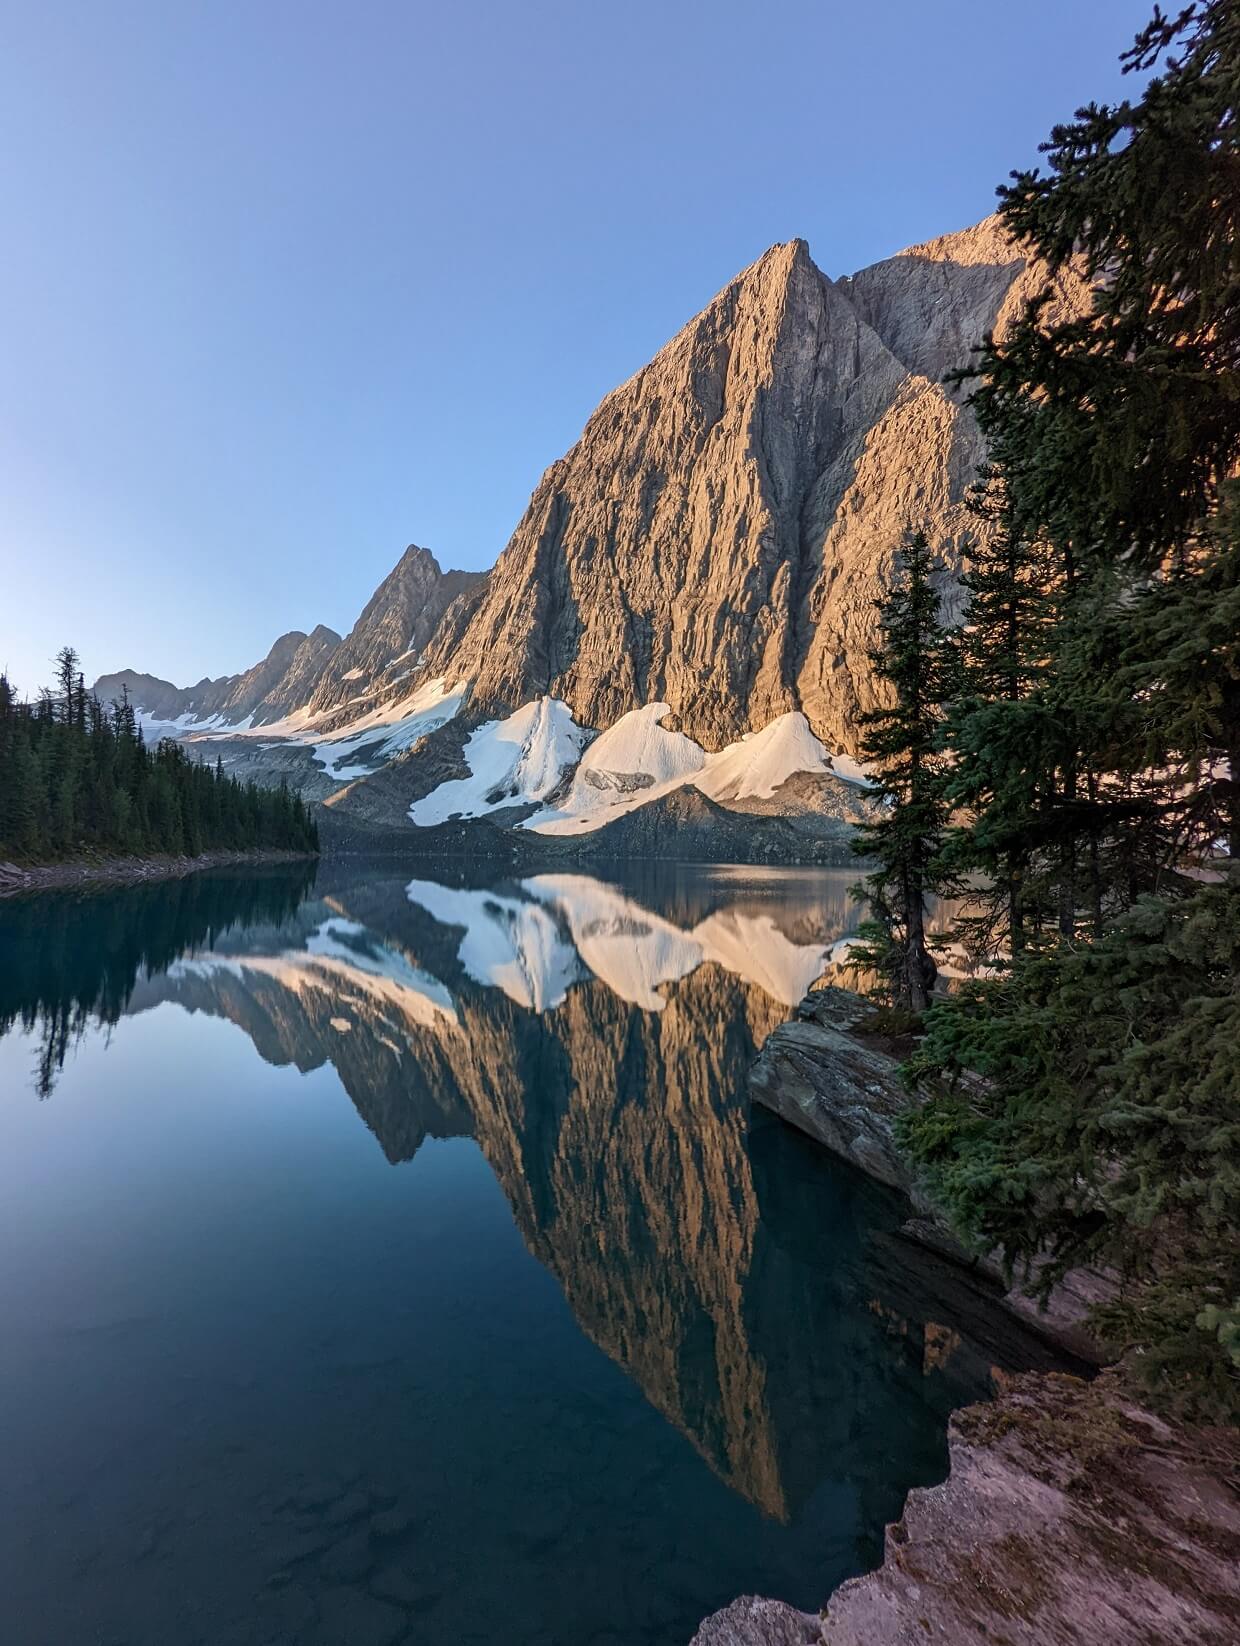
[408,697,589,827]
[526,707,866,835]
[311,677,465,780]
[826,751,873,787]
[695,713,831,803]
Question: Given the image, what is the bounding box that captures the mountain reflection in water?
[0,863,1066,1646]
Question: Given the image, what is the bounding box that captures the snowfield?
[308,677,466,780]
[132,677,466,783]
[407,697,589,826]
[127,675,871,817]
[522,707,871,835]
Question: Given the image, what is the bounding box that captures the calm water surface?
[0,863,1062,1646]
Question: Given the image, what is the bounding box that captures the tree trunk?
[906,865,932,1015]
[1008,859,1025,953]
[1058,764,1077,939]
[1223,685,1240,869]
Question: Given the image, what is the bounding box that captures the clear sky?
[1,0,1153,693]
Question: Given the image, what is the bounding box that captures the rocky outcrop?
[692,1373,1240,1646]
[749,987,926,1202]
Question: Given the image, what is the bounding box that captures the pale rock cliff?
[420,216,1090,756]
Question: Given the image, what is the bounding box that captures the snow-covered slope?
[696,714,833,803]
[130,676,465,784]
[407,697,590,826]
[523,708,869,837]
[308,678,465,780]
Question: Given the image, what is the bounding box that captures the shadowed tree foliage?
[897,1,1240,1417]
[0,864,316,1096]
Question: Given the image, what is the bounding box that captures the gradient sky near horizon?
[2,0,1153,693]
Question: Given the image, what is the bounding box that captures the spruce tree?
[851,530,957,1013]
[903,1,1240,1415]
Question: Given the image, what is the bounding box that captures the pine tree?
[53,647,79,725]
[850,530,957,1013]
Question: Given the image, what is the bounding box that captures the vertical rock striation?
[421,216,1090,755]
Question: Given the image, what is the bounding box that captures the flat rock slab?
[748,987,926,1203]
[691,1373,1240,1646]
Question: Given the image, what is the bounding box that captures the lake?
[0,862,1064,1646]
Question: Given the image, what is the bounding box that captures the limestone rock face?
[422,216,1090,755]
[830,1374,1240,1646]
[691,1375,1240,1646]
[749,987,930,1204]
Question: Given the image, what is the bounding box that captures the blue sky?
[1,0,1152,692]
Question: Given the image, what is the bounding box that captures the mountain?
[94,545,481,733]
[93,215,1091,838]
[304,544,483,717]
[420,216,1087,752]
[93,625,340,728]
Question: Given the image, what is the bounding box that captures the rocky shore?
[693,985,1240,1645]
[0,848,316,899]
[693,1372,1240,1645]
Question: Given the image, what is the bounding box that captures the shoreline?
[689,986,1239,1645]
[0,848,317,900]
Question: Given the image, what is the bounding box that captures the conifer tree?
[0,652,320,863]
[850,530,957,1013]
[903,0,1240,1415]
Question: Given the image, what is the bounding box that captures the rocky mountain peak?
[93,212,1093,813]
[417,214,1091,755]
